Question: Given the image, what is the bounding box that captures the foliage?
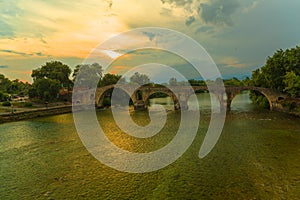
[0,74,11,92]
[252,46,300,95]
[24,102,33,107]
[73,63,103,88]
[188,79,206,86]
[251,46,300,107]
[130,72,150,85]
[0,74,30,95]
[30,61,73,101]
[0,91,9,101]
[32,61,72,89]
[99,73,125,86]
[283,71,300,97]
[29,78,60,101]
[249,91,269,109]
[2,101,11,106]
[242,77,251,86]
[224,77,243,86]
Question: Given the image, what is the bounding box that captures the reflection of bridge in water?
[76,85,287,112]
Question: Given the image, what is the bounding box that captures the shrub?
[2,101,11,106]
[24,102,33,107]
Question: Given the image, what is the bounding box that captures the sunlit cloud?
[101,50,123,59]
[220,57,247,68]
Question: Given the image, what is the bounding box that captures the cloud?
[0,19,14,37]
[196,26,214,33]
[0,49,28,56]
[0,65,9,69]
[218,57,247,68]
[35,52,44,56]
[161,0,193,7]
[0,49,48,57]
[199,0,240,27]
[0,0,24,37]
[185,16,196,26]
[142,32,157,41]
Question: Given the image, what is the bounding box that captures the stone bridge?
[76,85,287,112]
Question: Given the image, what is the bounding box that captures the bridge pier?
[174,100,188,110]
[134,100,147,111]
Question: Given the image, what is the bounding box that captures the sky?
[0,0,300,82]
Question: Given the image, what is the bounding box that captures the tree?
[284,71,300,97]
[252,46,300,93]
[242,77,251,86]
[99,73,125,86]
[73,63,103,88]
[30,61,72,101]
[0,74,30,95]
[188,79,206,86]
[29,78,60,100]
[0,74,12,93]
[224,77,243,86]
[251,46,300,107]
[32,61,72,89]
[130,72,150,85]
[169,77,178,86]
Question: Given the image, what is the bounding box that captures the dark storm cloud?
[199,0,240,26]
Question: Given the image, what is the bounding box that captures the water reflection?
[149,92,252,112]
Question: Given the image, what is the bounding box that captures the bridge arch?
[226,87,275,111]
[96,85,136,108]
[144,90,179,110]
[91,85,284,112]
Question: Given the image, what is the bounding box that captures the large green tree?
[73,63,103,88]
[32,61,72,89]
[251,46,300,107]
[252,46,300,94]
[30,61,72,101]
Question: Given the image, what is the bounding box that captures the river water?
[0,93,299,199]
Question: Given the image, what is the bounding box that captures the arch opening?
[146,92,176,111]
[231,90,271,111]
[97,87,133,108]
[187,90,220,112]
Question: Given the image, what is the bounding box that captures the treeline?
[0,74,30,101]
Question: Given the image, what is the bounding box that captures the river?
[0,92,299,199]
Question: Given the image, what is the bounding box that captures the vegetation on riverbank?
[250,46,300,110]
[1,46,299,114]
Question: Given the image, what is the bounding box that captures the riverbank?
[0,105,72,124]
